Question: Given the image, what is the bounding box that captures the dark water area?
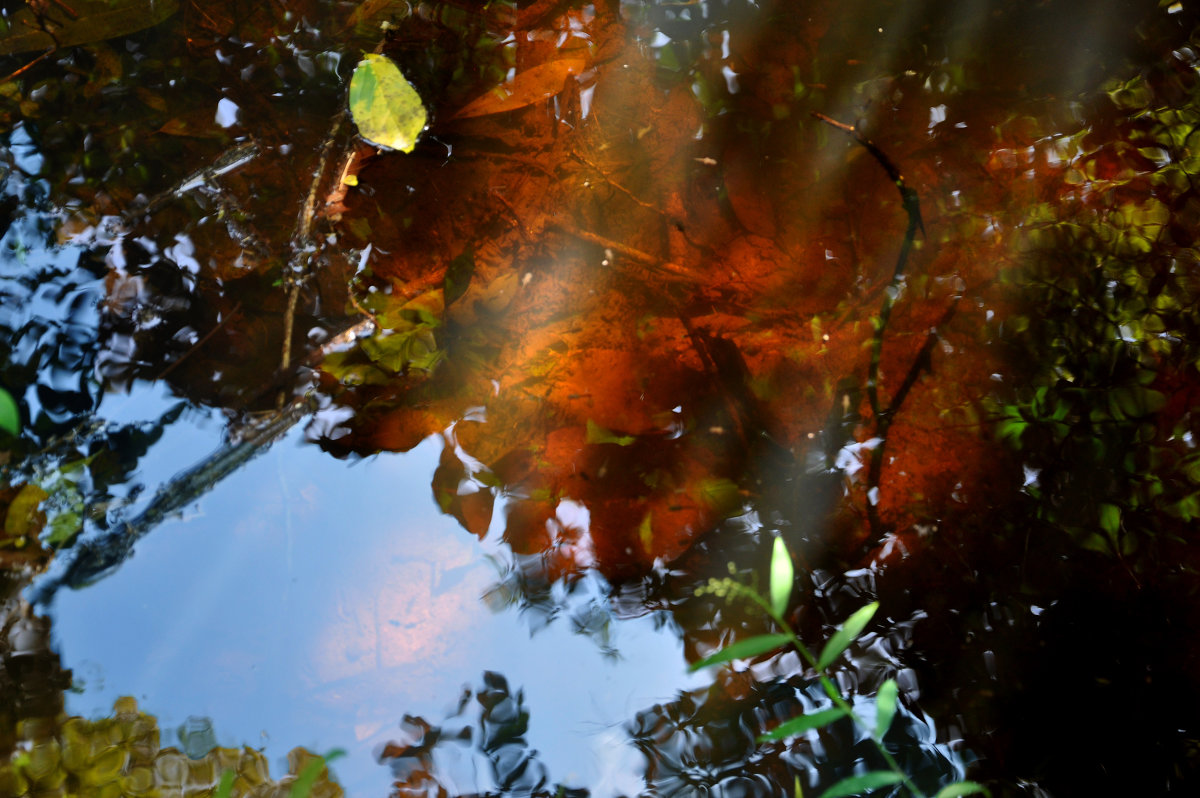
[2,0,1200,796]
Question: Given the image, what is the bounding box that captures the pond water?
[3,0,1200,796]
[49,395,701,796]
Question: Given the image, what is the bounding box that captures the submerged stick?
[26,396,311,606]
[281,110,349,373]
[812,112,935,544]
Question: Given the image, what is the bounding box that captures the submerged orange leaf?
[451,59,587,119]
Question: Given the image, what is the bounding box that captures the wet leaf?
[346,0,408,32]
[444,248,475,306]
[638,510,654,554]
[349,54,427,153]
[5,484,48,539]
[1099,503,1121,537]
[758,707,847,741]
[319,350,390,386]
[0,0,178,55]
[817,602,878,670]
[769,535,793,617]
[453,59,587,119]
[0,387,18,436]
[689,633,791,671]
[697,478,742,516]
[475,271,520,315]
[360,327,441,373]
[289,748,345,798]
[40,473,86,548]
[214,769,235,798]
[873,678,899,740]
[44,511,83,549]
[586,419,635,446]
[818,771,906,798]
[935,783,991,798]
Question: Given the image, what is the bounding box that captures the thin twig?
[813,112,931,545]
[346,287,381,329]
[862,300,960,539]
[550,220,703,283]
[280,282,300,374]
[156,302,243,381]
[2,47,55,83]
[280,110,349,374]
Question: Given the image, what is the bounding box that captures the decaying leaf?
[451,59,587,119]
[0,0,179,56]
[4,483,47,540]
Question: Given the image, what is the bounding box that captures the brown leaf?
[0,0,179,56]
[451,59,587,120]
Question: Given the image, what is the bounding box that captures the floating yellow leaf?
[349,54,427,153]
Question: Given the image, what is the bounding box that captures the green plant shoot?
[816,602,878,670]
[290,748,346,798]
[690,633,792,671]
[770,534,794,616]
[693,536,992,798]
[0,387,19,436]
[874,678,899,740]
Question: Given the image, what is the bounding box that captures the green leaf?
[5,483,47,538]
[873,678,899,740]
[758,707,847,740]
[349,54,427,153]
[689,633,791,671]
[289,749,346,798]
[935,782,991,798]
[586,419,635,446]
[444,248,475,306]
[817,602,878,670]
[817,771,906,798]
[320,350,390,386]
[698,478,742,516]
[360,326,441,373]
[214,769,236,798]
[769,535,794,617]
[1099,503,1121,536]
[0,387,19,437]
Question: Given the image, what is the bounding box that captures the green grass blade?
[289,748,347,798]
[935,782,991,798]
[215,769,236,798]
[873,678,899,740]
[817,602,878,670]
[818,770,906,798]
[689,633,792,671]
[758,707,848,741]
[769,535,795,616]
[0,387,19,436]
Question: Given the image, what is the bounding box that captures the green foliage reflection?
[993,58,1200,565]
[0,697,344,798]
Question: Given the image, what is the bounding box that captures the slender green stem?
[750,591,928,798]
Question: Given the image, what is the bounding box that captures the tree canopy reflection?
[2,0,1200,795]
